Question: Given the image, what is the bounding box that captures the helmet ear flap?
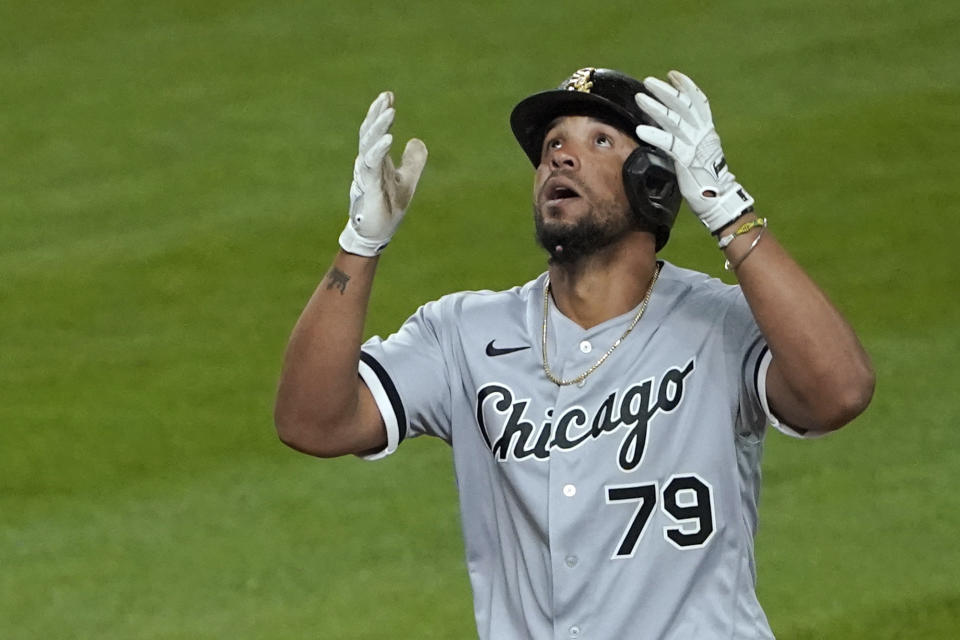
[622,147,682,251]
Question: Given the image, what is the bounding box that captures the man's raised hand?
[634,71,754,234]
[338,91,428,256]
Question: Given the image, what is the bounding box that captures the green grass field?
[2,0,958,637]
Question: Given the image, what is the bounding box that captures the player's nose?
[549,146,580,171]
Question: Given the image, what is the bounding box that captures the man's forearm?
[722,217,875,430]
[274,251,380,452]
[274,91,427,455]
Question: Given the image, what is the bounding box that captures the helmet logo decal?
[563,67,595,93]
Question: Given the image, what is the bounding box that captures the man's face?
[532,115,639,264]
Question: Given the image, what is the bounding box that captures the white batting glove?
[338,91,428,256]
[634,71,754,234]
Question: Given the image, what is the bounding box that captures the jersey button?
[562,484,577,497]
[579,340,592,353]
[565,554,579,568]
[569,625,581,638]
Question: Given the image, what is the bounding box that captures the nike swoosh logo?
[485,340,531,357]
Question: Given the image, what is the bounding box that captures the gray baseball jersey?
[357,260,812,640]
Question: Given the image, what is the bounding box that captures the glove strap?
[338,223,389,257]
[699,184,755,234]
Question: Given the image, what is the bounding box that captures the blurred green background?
[2,0,958,637]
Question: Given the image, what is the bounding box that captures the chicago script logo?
[475,359,695,471]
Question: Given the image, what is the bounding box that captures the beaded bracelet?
[717,217,767,249]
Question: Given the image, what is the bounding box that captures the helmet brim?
[510,89,641,167]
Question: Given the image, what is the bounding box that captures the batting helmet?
[510,67,682,251]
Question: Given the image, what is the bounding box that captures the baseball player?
[275,67,875,639]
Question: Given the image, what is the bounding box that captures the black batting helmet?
[510,67,682,251]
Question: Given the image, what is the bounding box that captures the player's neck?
[547,232,658,330]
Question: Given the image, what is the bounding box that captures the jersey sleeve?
[357,298,455,460]
[722,288,820,440]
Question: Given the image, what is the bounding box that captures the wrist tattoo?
[325,267,350,295]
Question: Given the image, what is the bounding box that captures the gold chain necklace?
[542,264,661,387]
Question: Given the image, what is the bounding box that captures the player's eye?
[595,133,612,147]
[547,138,562,150]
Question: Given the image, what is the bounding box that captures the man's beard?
[533,199,636,265]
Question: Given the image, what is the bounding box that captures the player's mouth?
[541,177,583,208]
